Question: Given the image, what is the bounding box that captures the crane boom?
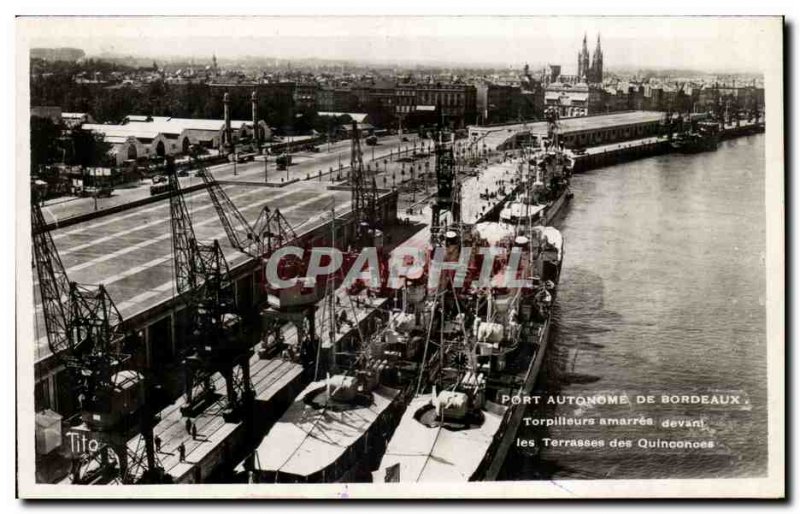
[32,199,73,358]
[252,206,298,255]
[191,152,259,258]
[168,167,202,296]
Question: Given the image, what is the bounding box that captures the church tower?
[590,33,604,84]
[577,33,590,82]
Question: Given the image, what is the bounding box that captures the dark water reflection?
[501,134,767,480]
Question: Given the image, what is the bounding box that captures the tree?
[69,128,111,168]
[30,116,62,175]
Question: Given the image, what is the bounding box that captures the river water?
[501,134,768,480]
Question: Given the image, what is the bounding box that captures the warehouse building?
[83,115,270,165]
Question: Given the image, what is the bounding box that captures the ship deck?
[375,395,505,482]
[248,383,399,480]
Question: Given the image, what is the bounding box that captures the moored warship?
[373,111,569,483]
[499,109,573,227]
[238,112,571,484]
[373,220,563,482]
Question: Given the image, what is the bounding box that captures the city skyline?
[21,16,774,74]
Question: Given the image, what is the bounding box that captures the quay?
[125,291,386,484]
[468,111,765,174]
[33,175,398,415]
[568,120,764,172]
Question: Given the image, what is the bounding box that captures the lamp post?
[411,165,415,202]
[264,154,268,183]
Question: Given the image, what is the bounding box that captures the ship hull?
[542,187,570,225]
[480,317,552,480]
[479,240,564,480]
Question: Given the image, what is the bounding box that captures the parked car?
[150,182,170,196]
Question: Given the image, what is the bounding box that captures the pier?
[468,111,765,174]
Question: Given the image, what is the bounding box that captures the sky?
[18,16,781,74]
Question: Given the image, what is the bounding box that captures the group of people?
[148,416,202,464]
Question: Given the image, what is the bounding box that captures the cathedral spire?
[590,33,603,84]
[579,32,591,81]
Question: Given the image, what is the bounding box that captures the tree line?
[30,59,315,132]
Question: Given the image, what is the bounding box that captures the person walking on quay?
[178,443,186,463]
[191,423,198,440]
[185,417,192,435]
[154,435,161,453]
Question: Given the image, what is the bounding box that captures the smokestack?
[251,91,260,153]
[223,92,232,154]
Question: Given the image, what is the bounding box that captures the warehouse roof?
[82,123,163,140]
[555,111,664,133]
[468,111,665,150]
[125,116,250,133]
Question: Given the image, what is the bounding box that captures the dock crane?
[31,187,167,484]
[187,151,322,375]
[430,104,460,240]
[349,120,381,247]
[165,157,253,423]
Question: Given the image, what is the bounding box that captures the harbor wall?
[571,122,764,174]
[571,139,669,173]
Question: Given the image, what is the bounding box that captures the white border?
[10,10,786,501]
